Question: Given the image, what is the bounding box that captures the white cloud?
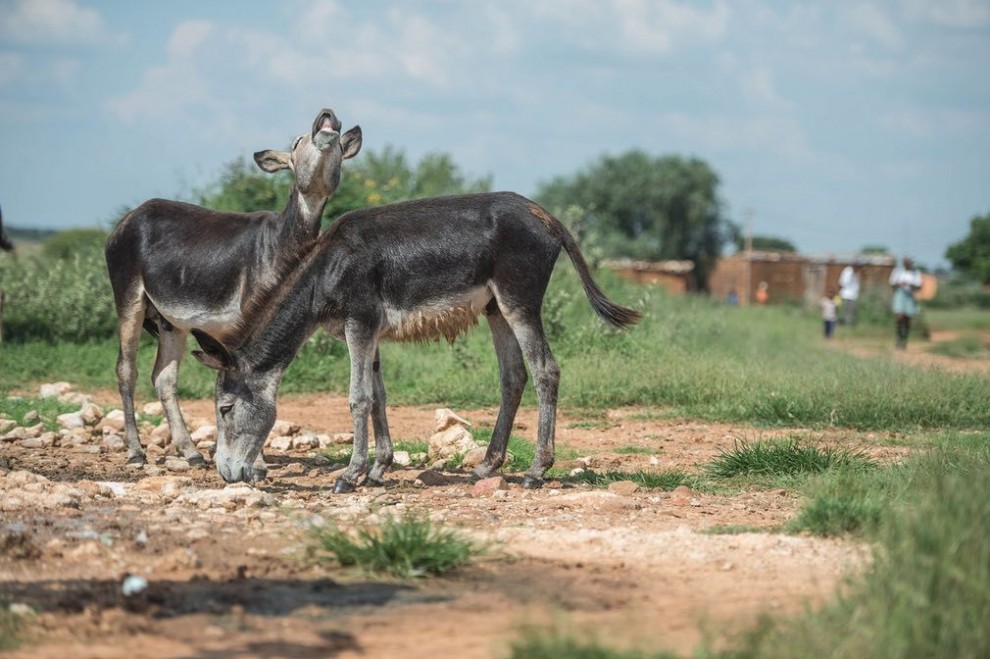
[105,20,219,127]
[0,0,108,44]
[844,3,904,50]
[903,0,990,28]
[656,112,816,162]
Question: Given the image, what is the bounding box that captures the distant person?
[889,256,922,349]
[755,281,769,305]
[838,264,860,325]
[0,203,13,252]
[821,288,837,339]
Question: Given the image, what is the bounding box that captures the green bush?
[0,238,116,343]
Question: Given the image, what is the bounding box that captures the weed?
[563,469,688,490]
[312,510,482,578]
[708,438,874,479]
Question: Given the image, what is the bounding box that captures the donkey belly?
[381,286,493,343]
[146,292,241,334]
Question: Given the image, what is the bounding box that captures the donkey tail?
[527,202,641,329]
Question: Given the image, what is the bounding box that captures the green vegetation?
[0,606,20,651]
[563,469,689,490]
[708,439,873,479]
[311,510,483,578]
[509,623,677,659]
[928,334,987,359]
[945,210,990,284]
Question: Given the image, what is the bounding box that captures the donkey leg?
[334,327,377,494]
[506,318,559,489]
[152,326,204,466]
[365,349,393,487]
[116,309,147,465]
[473,309,527,480]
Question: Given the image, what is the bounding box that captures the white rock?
[270,420,300,437]
[461,446,488,469]
[269,436,293,451]
[331,432,354,445]
[57,412,85,430]
[79,403,104,425]
[39,382,72,398]
[434,408,471,432]
[22,410,40,424]
[22,423,45,439]
[141,401,164,416]
[316,433,334,449]
[164,457,191,472]
[102,435,126,452]
[121,575,148,597]
[149,422,170,447]
[19,438,45,449]
[393,450,411,467]
[291,433,320,450]
[0,419,16,434]
[101,409,126,432]
[190,425,216,443]
[427,425,478,462]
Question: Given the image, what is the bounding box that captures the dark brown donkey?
[104,109,361,470]
[190,192,641,491]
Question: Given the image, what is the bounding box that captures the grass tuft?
[508,623,678,659]
[708,438,873,478]
[311,510,482,578]
[563,469,689,490]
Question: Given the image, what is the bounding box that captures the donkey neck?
[274,186,328,246]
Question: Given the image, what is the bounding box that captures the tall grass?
[715,441,990,658]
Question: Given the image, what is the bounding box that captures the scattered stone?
[434,408,471,432]
[669,485,698,507]
[472,476,509,496]
[149,422,170,447]
[427,425,478,462]
[461,446,488,470]
[190,425,216,443]
[102,435,126,452]
[99,410,126,433]
[57,412,85,430]
[269,436,293,452]
[180,485,277,510]
[79,403,104,425]
[649,456,660,466]
[22,410,40,424]
[607,480,641,496]
[197,440,216,456]
[19,438,45,449]
[121,575,149,597]
[1,528,41,560]
[393,450,411,467]
[141,401,164,416]
[39,382,72,398]
[331,432,354,445]
[291,433,320,450]
[269,419,300,437]
[164,457,192,473]
[0,419,16,434]
[8,603,34,617]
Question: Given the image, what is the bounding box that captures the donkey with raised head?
[191,192,641,491]
[104,108,361,470]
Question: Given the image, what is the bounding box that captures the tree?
[737,234,797,253]
[859,244,891,255]
[536,151,732,290]
[946,212,990,284]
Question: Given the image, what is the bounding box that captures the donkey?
[190,192,641,491]
[104,108,361,470]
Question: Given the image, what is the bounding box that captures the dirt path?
[2,393,873,657]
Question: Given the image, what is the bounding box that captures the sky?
[1,0,988,269]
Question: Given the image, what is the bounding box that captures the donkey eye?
[220,404,233,418]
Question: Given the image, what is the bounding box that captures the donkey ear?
[341,126,362,160]
[254,149,291,173]
[191,329,233,371]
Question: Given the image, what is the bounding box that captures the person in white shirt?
[889,257,922,349]
[838,264,860,326]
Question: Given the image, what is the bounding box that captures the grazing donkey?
[104,109,361,469]
[190,192,641,491]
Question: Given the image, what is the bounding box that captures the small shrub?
[509,623,677,659]
[312,510,482,578]
[564,469,688,490]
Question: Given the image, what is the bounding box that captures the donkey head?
[192,330,279,483]
[254,108,362,202]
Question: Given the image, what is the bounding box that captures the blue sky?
[1,0,988,268]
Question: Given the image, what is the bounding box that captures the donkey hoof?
[362,476,385,488]
[521,475,544,490]
[333,477,357,494]
[125,453,147,467]
[186,453,207,468]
